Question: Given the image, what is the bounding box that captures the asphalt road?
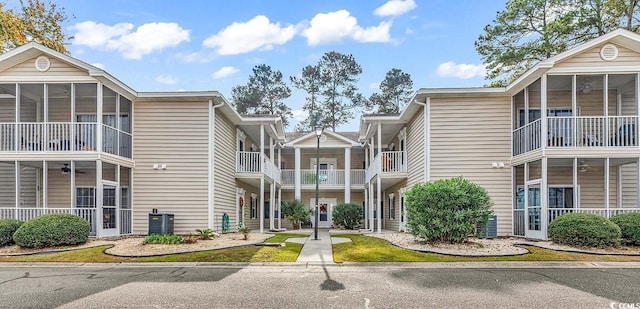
[1,263,639,308]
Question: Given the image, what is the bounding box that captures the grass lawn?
[332,234,640,263]
[0,233,308,263]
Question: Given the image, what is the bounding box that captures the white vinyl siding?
[4,56,88,76]
[430,96,513,236]
[132,100,209,234]
[406,110,425,187]
[213,113,236,232]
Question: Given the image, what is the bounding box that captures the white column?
[70,161,75,209]
[294,147,301,200]
[363,188,368,229]
[269,137,274,161]
[259,124,265,233]
[377,123,382,233]
[425,97,430,182]
[573,158,579,209]
[344,147,351,203]
[96,160,103,238]
[605,157,610,218]
[277,187,282,229]
[14,161,20,219]
[42,161,47,210]
[541,74,547,151]
[96,83,103,153]
[637,158,640,209]
[369,183,374,231]
[269,183,275,230]
[541,157,548,239]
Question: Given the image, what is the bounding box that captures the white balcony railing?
[236,151,281,183]
[0,122,132,158]
[351,169,365,185]
[280,169,365,186]
[366,151,407,182]
[0,207,98,236]
[513,116,638,155]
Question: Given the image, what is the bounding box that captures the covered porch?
[513,157,640,239]
[0,160,132,237]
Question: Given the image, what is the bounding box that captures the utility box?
[477,215,497,239]
[148,213,174,235]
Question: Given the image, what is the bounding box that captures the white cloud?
[212,66,239,80]
[374,0,417,17]
[90,62,105,69]
[155,75,178,85]
[302,10,392,46]
[436,61,486,79]
[291,109,308,122]
[203,15,296,55]
[70,21,190,59]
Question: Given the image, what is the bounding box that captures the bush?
[237,224,251,240]
[13,214,90,248]
[610,213,640,246]
[405,177,492,243]
[548,213,621,248]
[143,234,184,244]
[332,203,363,229]
[0,219,23,247]
[195,228,215,240]
[281,200,312,229]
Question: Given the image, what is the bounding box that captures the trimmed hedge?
[548,213,621,248]
[332,203,364,230]
[0,219,23,247]
[405,177,492,243]
[13,214,91,248]
[610,213,640,246]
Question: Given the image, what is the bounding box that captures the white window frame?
[75,186,96,208]
[250,193,258,219]
[388,193,395,220]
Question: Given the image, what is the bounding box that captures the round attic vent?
[319,135,327,142]
[600,44,618,61]
[35,56,51,71]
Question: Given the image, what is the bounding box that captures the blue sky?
[10,0,508,131]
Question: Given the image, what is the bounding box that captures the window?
[264,201,270,219]
[548,187,574,208]
[121,187,129,209]
[250,194,257,219]
[76,187,96,208]
[389,194,395,220]
[103,188,116,206]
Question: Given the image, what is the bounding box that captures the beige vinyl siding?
[621,162,638,208]
[383,180,407,231]
[406,109,425,188]
[555,44,640,68]
[430,96,513,236]
[4,56,88,76]
[18,167,37,207]
[0,162,16,208]
[296,133,351,147]
[132,101,209,234]
[213,113,236,233]
[237,181,260,230]
[0,97,15,122]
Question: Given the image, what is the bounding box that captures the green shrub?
[281,200,312,229]
[0,219,23,247]
[610,213,640,246]
[237,224,251,240]
[548,213,621,248]
[13,214,90,248]
[332,203,363,229]
[195,228,215,240]
[405,177,492,243]
[143,234,184,244]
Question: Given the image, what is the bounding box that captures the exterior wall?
[430,96,513,236]
[383,180,407,231]
[621,162,638,207]
[4,56,88,76]
[0,162,16,208]
[213,112,236,233]
[132,100,210,234]
[237,181,260,230]
[295,134,351,147]
[406,109,425,188]
[554,44,640,68]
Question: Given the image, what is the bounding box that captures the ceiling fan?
[578,161,590,173]
[61,163,86,175]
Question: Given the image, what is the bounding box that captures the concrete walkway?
[293,229,351,264]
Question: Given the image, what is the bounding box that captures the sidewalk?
[294,229,335,264]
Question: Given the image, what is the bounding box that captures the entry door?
[525,182,544,239]
[101,182,118,237]
[311,198,335,228]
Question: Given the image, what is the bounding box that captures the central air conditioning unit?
[477,215,497,239]
[148,212,174,235]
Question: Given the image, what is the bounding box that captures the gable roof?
[285,129,360,147]
[506,28,640,94]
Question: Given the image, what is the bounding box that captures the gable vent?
[600,44,618,61]
[35,56,51,71]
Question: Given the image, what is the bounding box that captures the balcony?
[236,151,280,183]
[365,150,407,183]
[513,116,638,156]
[280,169,365,187]
[0,122,132,159]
